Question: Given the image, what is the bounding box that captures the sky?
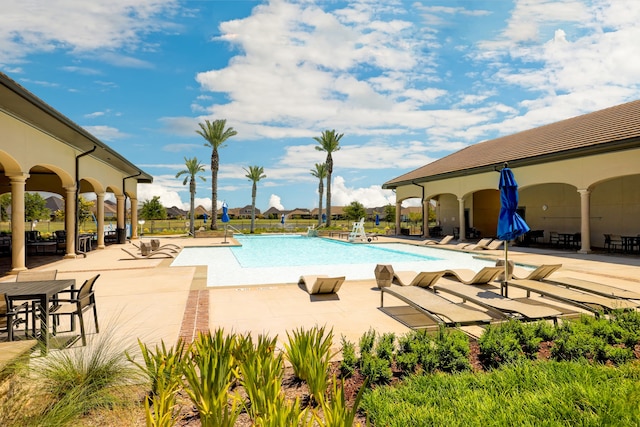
[3,0,640,213]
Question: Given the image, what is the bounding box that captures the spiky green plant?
[254,396,314,427]
[284,326,335,404]
[181,329,240,427]
[318,375,368,427]
[127,338,185,400]
[236,334,283,420]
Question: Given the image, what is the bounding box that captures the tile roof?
[384,99,640,188]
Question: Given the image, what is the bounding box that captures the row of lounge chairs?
[422,235,504,251]
[300,263,640,334]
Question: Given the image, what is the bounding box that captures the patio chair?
[423,235,454,245]
[298,275,345,294]
[16,269,58,282]
[392,270,447,288]
[441,267,504,285]
[50,274,100,346]
[1,293,29,341]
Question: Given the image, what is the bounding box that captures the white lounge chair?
[299,275,345,294]
[392,270,447,288]
[423,235,454,245]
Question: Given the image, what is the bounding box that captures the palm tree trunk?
[318,181,324,227]
[189,178,196,237]
[211,150,219,230]
[326,172,332,227]
[250,183,256,233]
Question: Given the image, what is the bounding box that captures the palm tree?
[243,165,266,233]
[196,119,238,230]
[175,157,206,237]
[310,163,327,228]
[314,130,343,227]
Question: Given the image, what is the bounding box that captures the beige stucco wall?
[394,146,640,248]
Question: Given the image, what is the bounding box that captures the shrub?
[433,325,471,373]
[339,336,358,378]
[375,332,396,362]
[358,328,376,356]
[478,323,524,369]
[360,353,392,385]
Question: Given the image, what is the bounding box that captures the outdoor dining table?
[621,236,640,253]
[557,233,575,249]
[0,278,76,353]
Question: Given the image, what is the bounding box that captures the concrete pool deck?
[2,235,640,354]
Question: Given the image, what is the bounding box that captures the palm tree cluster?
[176,119,343,236]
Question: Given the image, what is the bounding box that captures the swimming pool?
[171,235,499,288]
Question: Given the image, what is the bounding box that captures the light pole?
[138,219,145,238]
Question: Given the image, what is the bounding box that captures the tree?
[343,201,366,222]
[0,194,10,222]
[383,204,395,223]
[314,130,343,227]
[310,163,327,228]
[25,193,50,222]
[77,196,95,228]
[176,157,206,237]
[196,119,237,230]
[139,196,167,233]
[243,165,266,233]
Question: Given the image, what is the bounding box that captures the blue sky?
[3,0,640,212]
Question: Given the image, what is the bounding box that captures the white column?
[130,197,138,239]
[96,192,105,249]
[64,185,76,258]
[458,197,466,241]
[578,189,592,254]
[9,173,28,274]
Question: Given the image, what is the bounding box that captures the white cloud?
[82,125,129,141]
[268,194,284,210]
[330,176,395,208]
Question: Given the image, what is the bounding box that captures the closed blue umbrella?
[375,214,380,226]
[281,214,285,226]
[221,202,230,244]
[497,166,530,286]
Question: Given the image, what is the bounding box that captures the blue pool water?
[230,235,441,267]
[171,235,497,287]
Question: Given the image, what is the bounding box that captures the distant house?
[45,196,64,219]
[235,205,262,219]
[166,206,187,219]
[287,208,311,219]
[194,205,208,219]
[263,206,283,219]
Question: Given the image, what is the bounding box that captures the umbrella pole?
[223,224,228,244]
[503,241,509,296]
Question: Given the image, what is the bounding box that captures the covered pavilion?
[0,72,152,274]
[383,100,640,253]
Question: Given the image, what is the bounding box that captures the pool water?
[171,235,498,288]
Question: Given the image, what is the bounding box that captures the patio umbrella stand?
[497,164,530,293]
[222,202,230,244]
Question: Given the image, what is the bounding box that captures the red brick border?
[178,289,209,343]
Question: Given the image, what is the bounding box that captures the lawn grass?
[361,360,640,426]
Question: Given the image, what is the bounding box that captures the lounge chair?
[140,242,175,257]
[511,264,562,280]
[423,235,454,245]
[461,238,493,250]
[392,270,447,288]
[504,278,640,314]
[120,247,174,260]
[472,239,504,250]
[441,267,503,285]
[299,275,345,294]
[380,283,505,326]
[433,280,563,321]
[150,239,181,252]
[543,277,640,300]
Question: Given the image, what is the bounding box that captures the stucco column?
[395,200,401,236]
[422,199,430,238]
[130,197,138,239]
[64,185,76,258]
[458,197,466,242]
[578,189,592,254]
[9,173,28,274]
[96,192,105,249]
[116,195,125,230]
